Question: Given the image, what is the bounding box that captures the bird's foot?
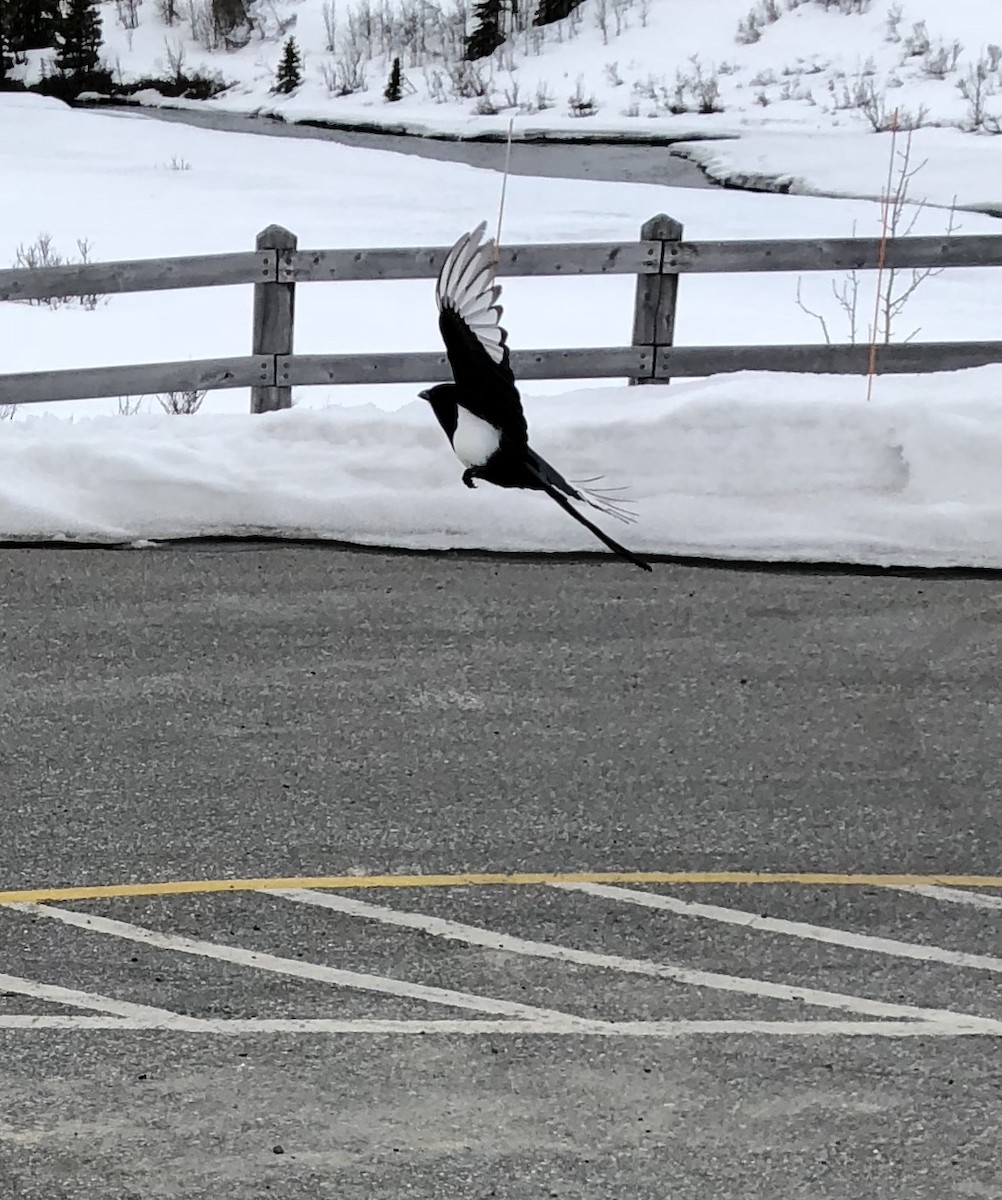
[462,469,478,489]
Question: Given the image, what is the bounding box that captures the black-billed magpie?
[419,223,652,572]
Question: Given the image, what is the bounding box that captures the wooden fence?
[2,213,1002,410]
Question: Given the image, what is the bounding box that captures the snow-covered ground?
[10,0,1001,208]
[3,92,1002,566]
[8,369,1002,569]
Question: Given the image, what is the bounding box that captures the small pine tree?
[273,36,302,94]
[383,56,402,102]
[465,0,505,60]
[533,0,583,25]
[54,0,103,80]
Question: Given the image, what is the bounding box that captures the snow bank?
[6,368,1002,569]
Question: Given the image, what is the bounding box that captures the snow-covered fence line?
[2,213,1002,410]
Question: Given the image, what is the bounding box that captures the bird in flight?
[419,223,652,572]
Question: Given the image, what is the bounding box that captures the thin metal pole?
[493,118,515,263]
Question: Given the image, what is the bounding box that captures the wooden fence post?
[631,213,683,384]
[251,224,297,413]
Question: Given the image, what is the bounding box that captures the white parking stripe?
[0,969,206,1030]
[11,902,602,1029]
[891,884,1002,912]
[269,889,1002,1030]
[0,1015,997,1036]
[561,882,1002,974]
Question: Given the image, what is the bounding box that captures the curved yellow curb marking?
[1,870,1002,906]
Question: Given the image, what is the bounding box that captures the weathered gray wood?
[0,252,276,302]
[653,341,1002,378]
[284,242,661,283]
[0,357,273,406]
[3,233,1001,306]
[661,234,1002,275]
[251,226,298,413]
[279,347,652,387]
[631,214,684,386]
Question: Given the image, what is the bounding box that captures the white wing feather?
[435,223,507,365]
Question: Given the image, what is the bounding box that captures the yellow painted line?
[1,870,1002,906]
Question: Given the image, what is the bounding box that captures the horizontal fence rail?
[2,358,273,406]
[0,252,276,303]
[1,215,1001,408]
[285,241,662,282]
[279,347,653,388]
[658,234,1002,275]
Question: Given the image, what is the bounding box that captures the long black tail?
[535,478,652,572]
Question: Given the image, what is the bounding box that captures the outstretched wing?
[434,222,528,445]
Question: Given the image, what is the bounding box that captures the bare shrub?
[603,61,623,87]
[501,73,520,107]
[163,38,185,77]
[594,0,609,44]
[851,77,928,131]
[322,0,337,50]
[0,405,18,421]
[957,55,1002,133]
[684,56,723,114]
[117,396,146,415]
[902,20,930,59]
[736,0,783,42]
[445,59,490,98]
[157,388,206,415]
[11,235,102,311]
[796,132,959,353]
[922,39,962,80]
[735,15,761,44]
[884,2,901,41]
[519,79,554,112]
[796,223,862,344]
[568,76,597,116]
[323,40,366,95]
[116,0,142,29]
[871,132,960,349]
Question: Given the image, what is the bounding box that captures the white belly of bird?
[452,409,501,468]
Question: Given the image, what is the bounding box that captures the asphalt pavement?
[1,544,1001,1199]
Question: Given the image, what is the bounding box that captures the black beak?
[418,389,430,400]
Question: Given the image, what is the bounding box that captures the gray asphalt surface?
[2,545,1002,1199]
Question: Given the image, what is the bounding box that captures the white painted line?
[560,882,1002,975]
[892,884,1002,912]
[11,903,603,1030]
[0,1015,997,1036]
[0,969,206,1030]
[268,889,1002,1031]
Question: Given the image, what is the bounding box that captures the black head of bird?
[421,223,652,572]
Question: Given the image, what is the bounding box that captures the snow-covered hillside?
[48,0,1002,143]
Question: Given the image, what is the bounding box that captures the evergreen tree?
[273,36,302,94]
[465,0,504,61]
[54,0,103,80]
[383,56,402,102]
[10,0,62,51]
[533,0,583,26]
[0,0,8,85]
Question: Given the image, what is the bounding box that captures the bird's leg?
[462,468,478,489]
